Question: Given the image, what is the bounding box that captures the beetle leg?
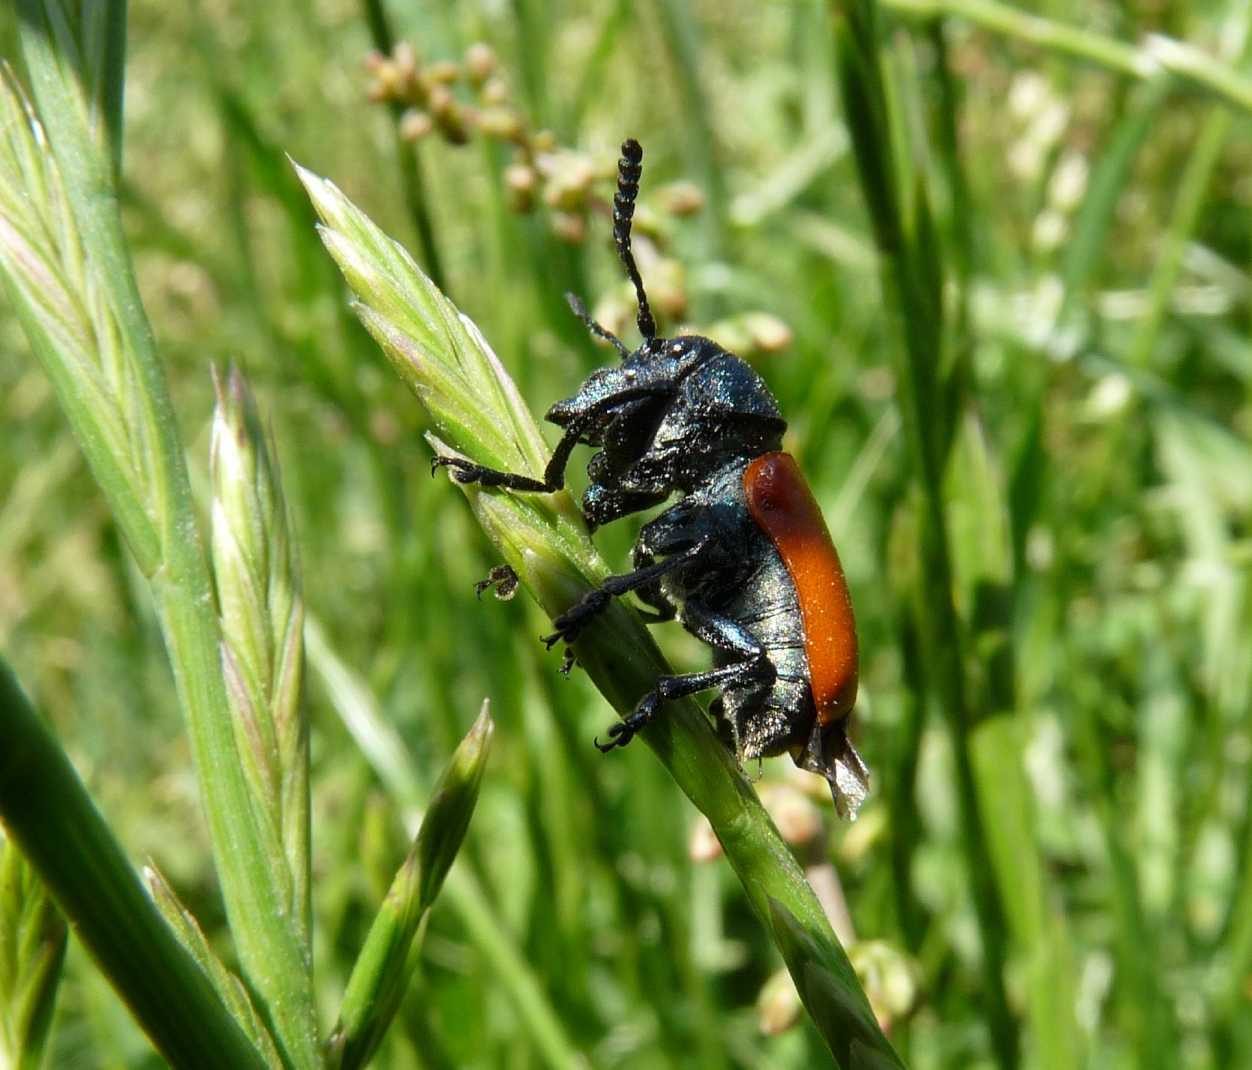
[542,537,710,648]
[432,423,584,493]
[595,659,773,752]
[634,604,677,624]
[628,544,678,622]
[596,606,774,751]
[474,564,519,600]
[432,386,666,497]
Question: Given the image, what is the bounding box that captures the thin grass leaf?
[651,0,730,260]
[358,0,447,290]
[1126,108,1233,369]
[884,0,1252,117]
[971,719,1080,1070]
[768,899,904,1070]
[327,704,493,1070]
[144,867,284,1070]
[831,1,1018,1065]
[304,618,585,1070]
[0,835,67,1070]
[1058,78,1171,328]
[0,659,269,1070]
[7,17,320,1064]
[1069,665,1175,1067]
[303,616,422,812]
[297,161,903,1068]
[947,408,1081,1070]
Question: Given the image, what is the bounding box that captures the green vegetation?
[2,1,1251,1067]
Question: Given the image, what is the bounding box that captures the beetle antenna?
[614,138,657,342]
[565,293,629,357]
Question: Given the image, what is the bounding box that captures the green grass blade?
[0,659,269,1070]
[885,0,1252,117]
[971,719,1080,1070]
[1059,78,1170,325]
[1126,108,1232,369]
[651,0,730,260]
[304,618,586,1070]
[328,705,492,1070]
[144,867,285,1070]
[883,0,1152,79]
[768,899,904,1070]
[0,834,67,1070]
[358,0,447,291]
[831,2,1019,1065]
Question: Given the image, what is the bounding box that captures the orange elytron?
[744,452,858,727]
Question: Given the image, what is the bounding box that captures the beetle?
[435,139,868,815]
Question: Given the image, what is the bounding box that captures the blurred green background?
[3,1,1252,1067]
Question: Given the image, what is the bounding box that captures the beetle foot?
[430,455,508,486]
[594,721,634,752]
[594,693,659,752]
[558,648,576,676]
[431,455,476,481]
[474,564,518,601]
[542,589,610,649]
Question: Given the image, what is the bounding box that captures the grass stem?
[0,660,269,1070]
[359,0,448,293]
[11,9,320,1063]
[885,0,1252,116]
[831,1,1019,1064]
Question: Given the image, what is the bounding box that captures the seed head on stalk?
[209,366,310,949]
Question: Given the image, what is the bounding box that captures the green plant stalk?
[1060,79,1171,323]
[0,660,269,1070]
[0,836,66,1070]
[359,0,447,292]
[328,706,492,1070]
[651,0,731,260]
[455,474,905,1070]
[947,408,1081,1070]
[15,9,318,1065]
[1056,78,1168,511]
[1075,104,1232,513]
[296,163,902,1068]
[566,0,632,131]
[441,869,588,1070]
[971,719,1079,1070]
[1070,673,1173,1068]
[1142,30,1252,114]
[883,0,1150,78]
[1127,109,1232,369]
[922,19,972,336]
[831,2,1018,1066]
[884,0,1252,115]
[145,868,284,1070]
[1220,777,1252,1022]
[303,618,587,1070]
[884,503,929,952]
[509,0,552,127]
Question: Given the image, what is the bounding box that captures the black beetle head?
[546,334,784,529]
[548,140,785,529]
